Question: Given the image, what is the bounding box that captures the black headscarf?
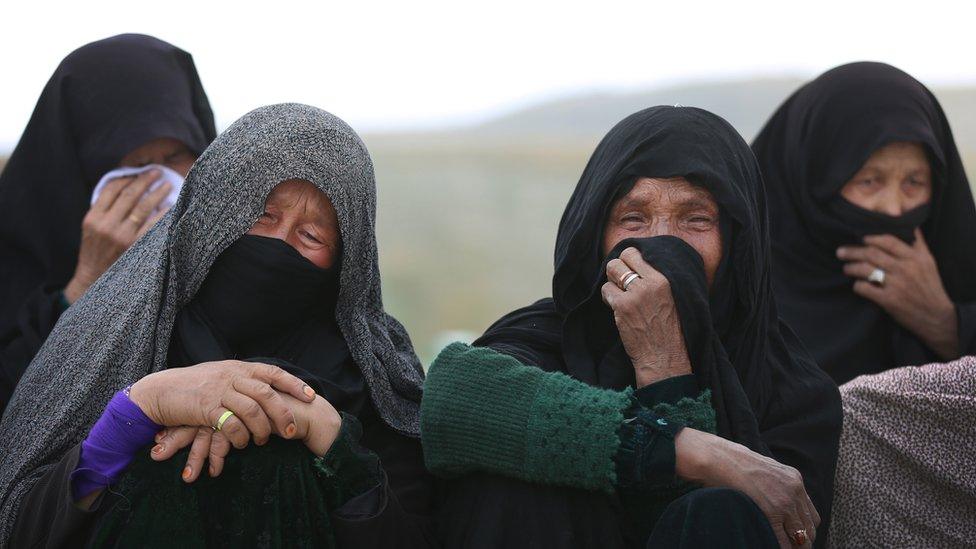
[0,34,216,405]
[752,62,976,383]
[476,106,842,525]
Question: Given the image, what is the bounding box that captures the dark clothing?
[752,62,976,383]
[645,488,779,548]
[10,410,434,548]
[0,34,216,412]
[10,235,435,546]
[437,474,777,549]
[459,106,841,542]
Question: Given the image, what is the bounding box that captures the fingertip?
[303,384,315,399]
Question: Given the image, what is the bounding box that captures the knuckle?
[242,400,261,418]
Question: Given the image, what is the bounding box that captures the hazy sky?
[3,0,975,150]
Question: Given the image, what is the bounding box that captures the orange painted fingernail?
[182,466,192,481]
[303,384,315,398]
[285,423,297,437]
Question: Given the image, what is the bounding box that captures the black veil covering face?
[752,62,976,382]
[476,106,842,526]
[168,234,366,410]
[0,34,216,406]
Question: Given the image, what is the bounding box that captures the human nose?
[647,217,674,237]
[875,186,905,217]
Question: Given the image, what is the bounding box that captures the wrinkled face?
[118,137,197,177]
[247,179,341,269]
[602,177,723,287]
[839,141,932,216]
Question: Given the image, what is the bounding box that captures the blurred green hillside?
[2,78,974,362]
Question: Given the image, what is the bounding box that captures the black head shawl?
[0,34,216,336]
[752,62,976,382]
[476,106,842,521]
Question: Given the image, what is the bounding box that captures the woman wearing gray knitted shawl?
[0,103,433,547]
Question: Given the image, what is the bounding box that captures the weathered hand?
[151,426,233,482]
[601,247,692,387]
[276,392,343,457]
[675,429,818,548]
[129,360,316,449]
[152,392,342,482]
[838,229,958,359]
[65,169,171,303]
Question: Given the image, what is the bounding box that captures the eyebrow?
[680,197,719,211]
[615,194,717,211]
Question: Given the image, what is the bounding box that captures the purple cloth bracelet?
[70,388,161,499]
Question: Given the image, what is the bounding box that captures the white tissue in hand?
[90,164,185,213]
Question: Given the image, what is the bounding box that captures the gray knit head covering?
[0,103,424,541]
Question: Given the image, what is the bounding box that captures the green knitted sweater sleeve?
[420,342,632,493]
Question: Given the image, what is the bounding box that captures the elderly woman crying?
[0,104,434,547]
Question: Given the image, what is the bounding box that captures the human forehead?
[264,179,331,211]
[613,177,718,209]
[861,142,929,170]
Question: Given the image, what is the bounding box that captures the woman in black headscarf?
[421,106,842,548]
[0,34,216,410]
[752,62,976,384]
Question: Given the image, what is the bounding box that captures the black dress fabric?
[9,235,435,547]
[752,62,976,383]
[451,106,842,547]
[0,34,216,412]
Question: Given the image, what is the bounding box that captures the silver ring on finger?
[867,267,886,287]
[622,271,641,291]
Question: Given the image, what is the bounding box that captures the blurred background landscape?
[365,78,976,360]
[2,76,975,361]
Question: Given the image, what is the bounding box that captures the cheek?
[601,226,627,257]
[167,157,196,178]
[246,224,272,237]
[680,230,722,287]
[302,247,337,270]
[839,183,875,209]
[904,185,933,208]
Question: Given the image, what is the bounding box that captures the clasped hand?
[129,360,342,482]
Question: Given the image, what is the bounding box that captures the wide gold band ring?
[213,410,235,432]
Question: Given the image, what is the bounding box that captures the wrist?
[633,351,692,388]
[63,275,90,304]
[127,377,157,422]
[306,400,342,457]
[674,428,716,484]
[928,302,960,359]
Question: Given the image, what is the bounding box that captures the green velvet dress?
[87,414,379,548]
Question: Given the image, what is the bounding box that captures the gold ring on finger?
[128,214,145,225]
[213,410,235,432]
[622,272,641,291]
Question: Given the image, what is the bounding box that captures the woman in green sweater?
[421,106,843,548]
